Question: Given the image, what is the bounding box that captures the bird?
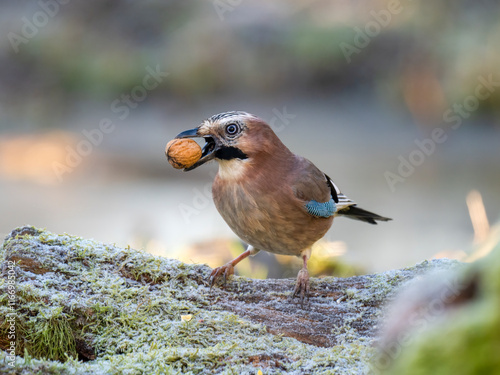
[175,111,391,304]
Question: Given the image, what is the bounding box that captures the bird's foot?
[209,262,234,289]
[292,267,310,307]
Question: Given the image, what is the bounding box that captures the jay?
[176,111,391,303]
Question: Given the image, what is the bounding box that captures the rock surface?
[0,226,460,374]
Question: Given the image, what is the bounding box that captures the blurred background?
[1,0,499,278]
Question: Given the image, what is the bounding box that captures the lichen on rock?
[0,226,461,374]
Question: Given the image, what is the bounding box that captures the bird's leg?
[209,245,258,288]
[292,253,310,306]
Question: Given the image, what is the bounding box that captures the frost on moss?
[0,226,459,374]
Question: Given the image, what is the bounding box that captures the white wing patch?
[327,176,356,213]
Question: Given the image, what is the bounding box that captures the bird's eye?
[225,123,239,136]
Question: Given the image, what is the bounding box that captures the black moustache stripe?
[215,146,248,160]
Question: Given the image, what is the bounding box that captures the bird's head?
[175,111,287,172]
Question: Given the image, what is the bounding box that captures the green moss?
[0,226,461,374]
[25,311,77,362]
[382,245,500,375]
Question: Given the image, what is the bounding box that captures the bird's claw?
[209,263,234,289]
[292,268,310,307]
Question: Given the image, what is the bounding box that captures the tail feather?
[338,205,392,225]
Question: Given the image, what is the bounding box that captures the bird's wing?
[289,157,390,223]
[290,157,331,202]
[290,157,355,217]
[324,173,356,212]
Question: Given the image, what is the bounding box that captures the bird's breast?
[212,176,333,256]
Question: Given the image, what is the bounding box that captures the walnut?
[165,139,202,169]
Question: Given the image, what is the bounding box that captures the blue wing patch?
[305,198,337,218]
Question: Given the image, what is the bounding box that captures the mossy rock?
[0,226,460,374]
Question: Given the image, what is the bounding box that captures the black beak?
[175,127,218,171]
[175,128,199,139]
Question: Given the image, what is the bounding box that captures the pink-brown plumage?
[212,119,333,255]
[174,111,391,305]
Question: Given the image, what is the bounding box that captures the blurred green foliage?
[1,1,500,127]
